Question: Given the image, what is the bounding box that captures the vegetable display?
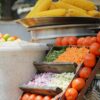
[27,72,74,91]
[25,0,100,18]
[64,32,100,100]
[55,47,89,64]
[20,31,100,100]
[44,48,65,62]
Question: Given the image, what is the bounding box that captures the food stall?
[18,0,100,100]
[0,0,100,100]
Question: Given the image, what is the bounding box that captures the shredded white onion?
[27,72,74,90]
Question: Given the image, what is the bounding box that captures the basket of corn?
[17,0,100,27]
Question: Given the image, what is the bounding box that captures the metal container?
[30,24,99,44]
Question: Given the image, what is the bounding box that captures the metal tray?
[34,46,79,73]
[34,62,77,73]
[88,26,100,33]
[20,85,62,96]
[17,17,100,28]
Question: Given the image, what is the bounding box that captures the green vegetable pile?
[44,49,65,62]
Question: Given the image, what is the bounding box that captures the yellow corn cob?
[88,10,99,17]
[95,12,100,17]
[33,9,66,17]
[49,3,57,10]
[66,9,90,17]
[26,0,52,18]
[53,1,86,13]
[62,0,96,11]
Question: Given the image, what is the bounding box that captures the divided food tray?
[19,64,76,97]
[34,62,76,73]
[34,46,78,73]
[19,45,100,100]
[19,46,82,98]
[19,46,77,98]
[20,60,77,97]
[20,58,100,100]
[20,85,62,96]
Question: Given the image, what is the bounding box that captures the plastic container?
[0,41,48,100]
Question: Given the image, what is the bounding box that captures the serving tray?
[20,85,62,96]
[17,17,100,28]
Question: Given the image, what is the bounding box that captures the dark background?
[0,0,36,20]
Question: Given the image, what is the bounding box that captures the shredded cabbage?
[27,72,74,90]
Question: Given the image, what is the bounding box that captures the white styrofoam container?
[0,42,48,100]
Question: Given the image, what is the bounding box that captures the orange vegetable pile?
[21,93,52,100]
[65,31,100,100]
[55,47,89,64]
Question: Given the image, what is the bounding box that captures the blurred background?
[0,0,37,20]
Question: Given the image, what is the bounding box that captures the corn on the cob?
[62,0,96,11]
[54,1,86,13]
[66,9,90,17]
[33,9,66,17]
[26,0,52,18]
[95,12,100,17]
[88,10,99,17]
[49,3,57,10]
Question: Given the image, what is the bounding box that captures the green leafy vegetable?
[44,49,65,62]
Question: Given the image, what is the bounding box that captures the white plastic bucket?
[0,42,48,100]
